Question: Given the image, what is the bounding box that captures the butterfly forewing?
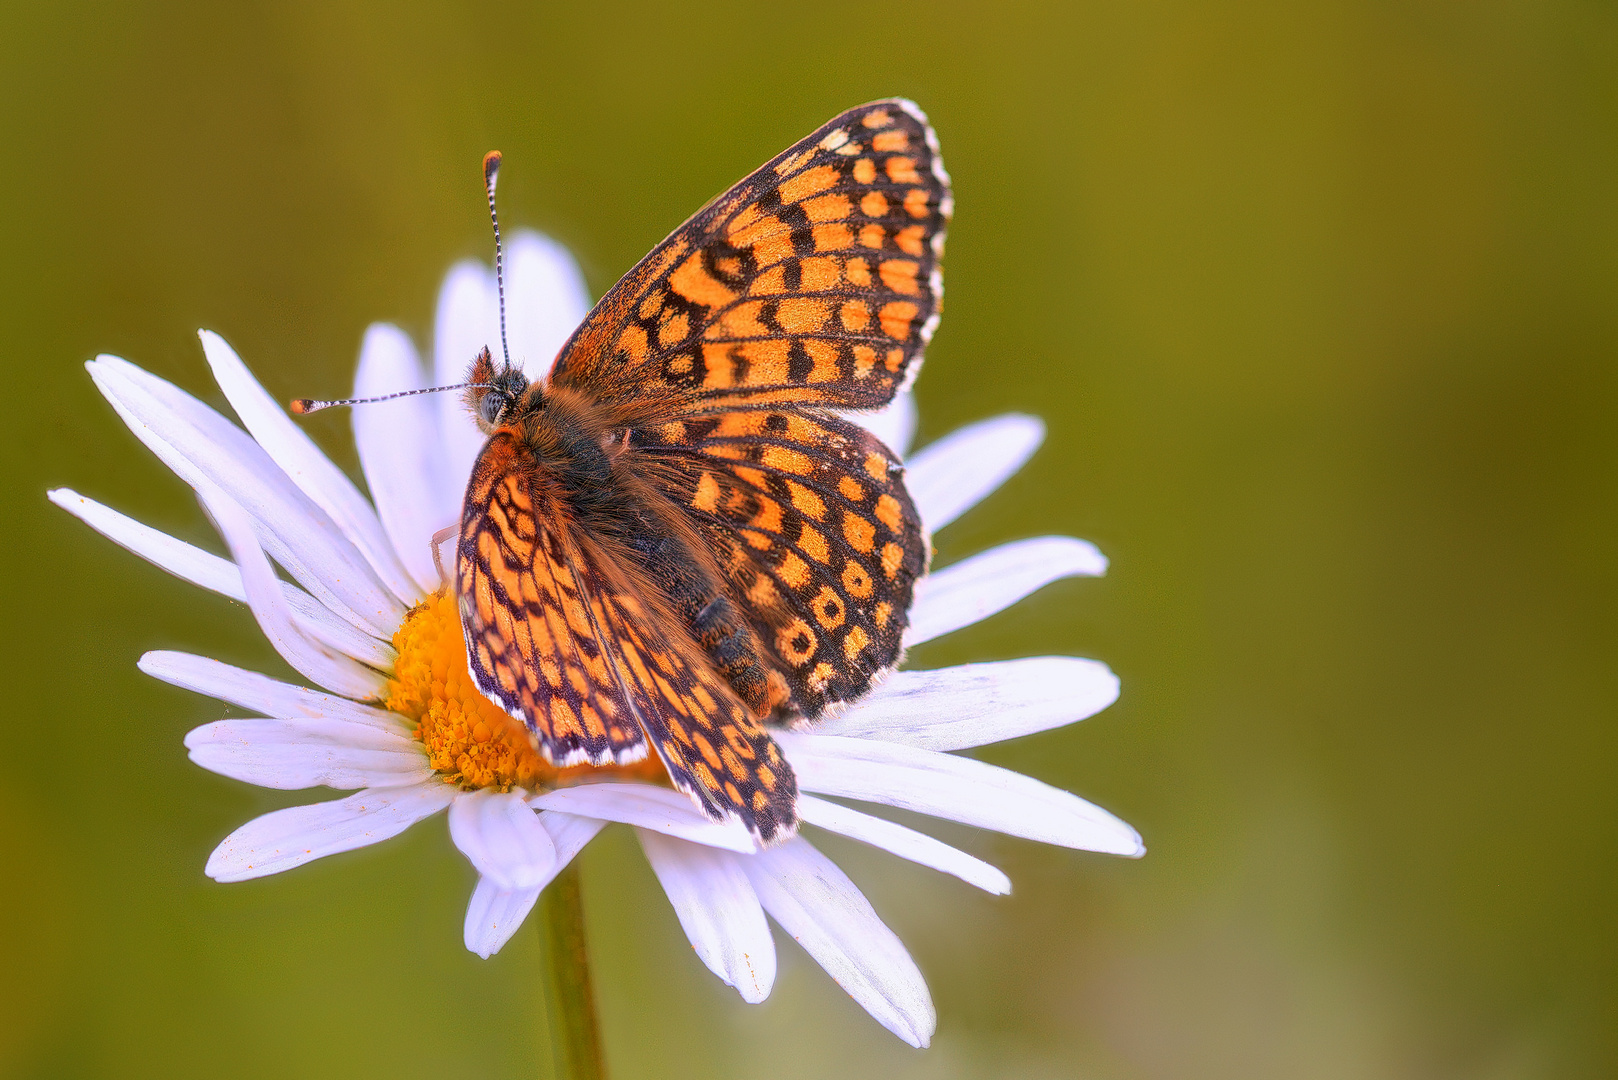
[550,99,950,413]
[457,433,650,767]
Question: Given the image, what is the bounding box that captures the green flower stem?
[539,860,608,1080]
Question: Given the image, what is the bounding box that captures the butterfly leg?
[430,524,459,587]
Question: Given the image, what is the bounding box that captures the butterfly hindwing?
[550,99,951,414]
[637,407,928,719]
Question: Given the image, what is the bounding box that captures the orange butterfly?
[454,100,948,844]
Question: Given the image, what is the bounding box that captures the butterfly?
[454,100,949,844]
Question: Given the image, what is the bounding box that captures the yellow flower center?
[387,590,667,792]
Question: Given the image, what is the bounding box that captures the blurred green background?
[4,1,1615,1077]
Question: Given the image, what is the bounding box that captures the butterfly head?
[464,346,531,434]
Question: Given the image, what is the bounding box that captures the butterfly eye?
[479,391,508,426]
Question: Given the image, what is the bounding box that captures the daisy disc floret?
[49,231,1142,1047]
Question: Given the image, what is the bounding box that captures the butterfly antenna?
[289,383,494,414]
[483,150,511,372]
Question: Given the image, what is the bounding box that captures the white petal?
[197,487,388,700]
[742,837,935,1048]
[433,261,500,490]
[842,389,917,459]
[464,876,542,960]
[184,718,432,790]
[815,657,1120,751]
[139,650,407,734]
[541,809,611,867]
[638,831,775,1003]
[49,489,396,669]
[87,356,403,635]
[527,785,756,854]
[352,323,458,592]
[50,487,239,594]
[906,536,1107,646]
[272,586,395,671]
[905,414,1044,532]
[506,231,591,380]
[206,783,455,882]
[797,795,1010,895]
[463,811,606,958]
[778,733,1145,857]
[449,790,558,889]
[200,330,420,607]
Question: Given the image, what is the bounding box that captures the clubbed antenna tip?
[483,150,510,370]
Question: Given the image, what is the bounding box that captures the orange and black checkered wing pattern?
[456,432,649,768]
[576,546,798,841]
[549,99,950,414]
[459,432,798,840]
[637,408,928,719]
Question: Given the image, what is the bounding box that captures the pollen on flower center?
[387,590,666,792]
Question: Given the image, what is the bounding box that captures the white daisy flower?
[48,231,1141,1049]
